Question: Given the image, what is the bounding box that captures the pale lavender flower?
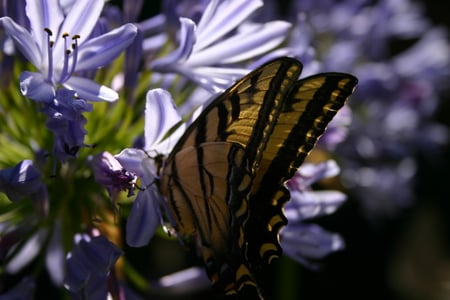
[281,160,346,269]
[64,231,122,299]
[0,0,137,102]
[151,0,292,93]
[115,89,185,247]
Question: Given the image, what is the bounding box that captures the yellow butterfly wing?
[244,73,358,276]
[158,57,358,298]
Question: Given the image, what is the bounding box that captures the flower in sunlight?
[0,0,137,102]
[112,89,185,247]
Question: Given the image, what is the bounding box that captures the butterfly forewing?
[158,57,358,299]
[167,59,303,171]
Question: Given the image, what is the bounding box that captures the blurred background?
[1,0,449,299]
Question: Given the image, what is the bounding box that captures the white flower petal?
[64,76,118,102]
[145,89,184,154]
[189,21,291,66]
[195,0,263,51]
[53,0,104,59]
[26,0,64,54]
[76,23,138,71]
[115,148,156,184]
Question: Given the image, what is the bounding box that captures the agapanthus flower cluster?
[0,0,448,299]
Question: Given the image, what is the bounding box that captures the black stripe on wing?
[244,73,358,271]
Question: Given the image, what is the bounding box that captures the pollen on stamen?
[44,28,53,36]
[44,28,55,47]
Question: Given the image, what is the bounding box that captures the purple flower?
[91,151,138,198]
[0,160,48,215]
[281,160,346,269]
[40,88,93,161]
[64,231,122,299]
[0,0,137,102]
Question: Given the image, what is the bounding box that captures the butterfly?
[156,57,358,299]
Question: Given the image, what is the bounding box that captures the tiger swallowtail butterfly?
[156,57,358,299]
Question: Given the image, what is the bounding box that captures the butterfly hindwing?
[244,73,358,274]
[158,57,358,299]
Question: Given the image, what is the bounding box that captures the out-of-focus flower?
[0,159,45,202]
[0,159,48,216]
[64,231,122,299]
[0,0,137,102]
[277,0,450,218]
[281,160,346,269]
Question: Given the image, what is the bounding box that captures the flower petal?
[286,190,347,220]
[114,148,151,178]
[0,17,41,67]
[188,21,291,66]
[64,76,118,102]
[45,220,65,285]
[145,89,184,154]
[126,188,160,247]
[26,0,64,54]
[64,234,122,293]
[280,223,345,269]
[0,160,45,202]
[6,229,48,274]
[76,23,138,71]
[55,0,103,48]
[195,0,263,51]
[19,71,55,102]
[151,18,196,69]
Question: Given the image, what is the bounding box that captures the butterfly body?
[157,57,357,298]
